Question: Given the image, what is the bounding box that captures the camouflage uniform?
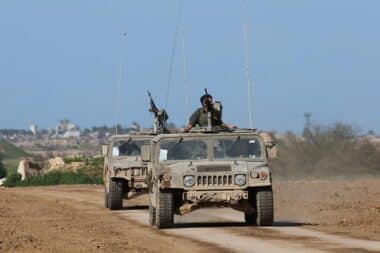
[188,108,222,127]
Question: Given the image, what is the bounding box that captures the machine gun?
[202,88,223,131]
[147,91,169,133]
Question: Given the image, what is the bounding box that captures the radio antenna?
[241,0,254,128]
[164,0,183,110]
[115,32,127,135]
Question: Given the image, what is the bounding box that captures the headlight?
[234,174,246,186]
[183,175,195,187]
[251,167,269,180]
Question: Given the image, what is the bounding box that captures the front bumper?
[183,190,248,203]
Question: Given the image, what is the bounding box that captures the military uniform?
[188,108,222,127]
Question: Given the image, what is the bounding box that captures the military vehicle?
[142,128,278,228]
[102,133,154,210]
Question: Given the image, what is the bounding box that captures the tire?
[255,187,274,226]
[108,179,123,210]
[155,191,174,228]
[149,203,156,226]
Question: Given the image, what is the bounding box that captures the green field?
[0,140,30,171]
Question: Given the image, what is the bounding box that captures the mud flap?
[150,184,157,208]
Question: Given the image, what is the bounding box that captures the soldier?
[184,92,234,132]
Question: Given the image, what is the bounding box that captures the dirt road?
[1,179,380,253]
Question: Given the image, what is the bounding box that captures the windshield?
[111,139,150,157]
[159,139,207,161]
[213,137,262,159]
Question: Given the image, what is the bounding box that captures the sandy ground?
[0,179,379,253]
[273,179,380,241]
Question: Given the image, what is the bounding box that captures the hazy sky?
[1,1,379,133]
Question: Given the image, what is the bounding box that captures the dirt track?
[1,179,380,253]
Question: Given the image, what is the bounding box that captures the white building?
[30,124,38,136]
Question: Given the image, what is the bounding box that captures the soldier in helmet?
[184,92,235,132]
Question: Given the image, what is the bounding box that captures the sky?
[0,1,379,133]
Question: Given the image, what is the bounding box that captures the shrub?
[4,170,103,187]
[0,156,6,178]
[63,156,86,164]
[3,169,22,187]
[273,122,380,179]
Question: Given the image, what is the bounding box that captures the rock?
[17,159,42,181]
[67,162,85,172]
[48,157,65,171]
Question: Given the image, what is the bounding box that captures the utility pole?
[303,112,312,139]
[304,112,312,130]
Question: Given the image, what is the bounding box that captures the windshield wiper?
[176,137,183,145]
[168,137,183,151]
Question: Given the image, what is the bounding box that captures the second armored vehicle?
[102,133,154,210]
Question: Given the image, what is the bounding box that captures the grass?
[0,140,30,160]
[64,156,104,178]
[0,140,30,171]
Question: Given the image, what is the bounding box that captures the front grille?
[123,167,147,177]
[197,175,233,187]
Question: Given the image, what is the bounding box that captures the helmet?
[200,94,212,104]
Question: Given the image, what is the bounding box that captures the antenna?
[164,0,183,109]
[241,0,254,129]
[181,25,189,124]
[115,32,127,135]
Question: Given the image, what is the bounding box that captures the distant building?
[89,131,100,138]
[55,119,80,138]
[128,122,141,133]
[63,130,81,138]
[30,124,38,136]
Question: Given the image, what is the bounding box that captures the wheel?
[104,187,109,208]
[155,191,174,228]
[256,187,274,226]
[108,179,123,210]
[149,203,156,226]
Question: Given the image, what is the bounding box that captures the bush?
[4,170,103,187]
[3,169,22,186]
[0,156,6,178]
[63,156,86,164]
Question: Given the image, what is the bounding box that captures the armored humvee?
[102,133,154,210]
[142,128,278,228]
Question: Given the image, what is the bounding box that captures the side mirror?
[259,131,278,159]
[266,143,279,159]
[141,145,151,162]
[101,145,109,156]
